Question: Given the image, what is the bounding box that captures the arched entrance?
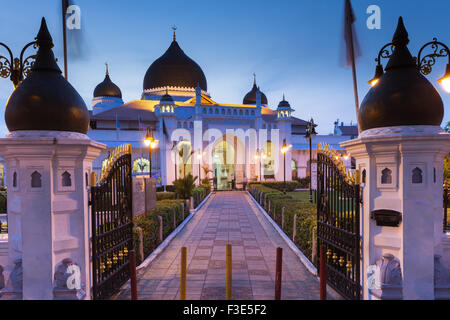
[212,138,236,190]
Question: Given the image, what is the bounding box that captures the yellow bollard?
[226,244,232,300]
[180,247,187,300]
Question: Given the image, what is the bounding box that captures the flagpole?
[62,0,68,80]
[346,0,360,133]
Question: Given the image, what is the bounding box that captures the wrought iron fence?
[444,185,449,232]
[90,145,133,300]
[316,143,361,300]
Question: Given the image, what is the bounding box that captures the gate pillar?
[0,132,104,300]
[343,127,450,299]
[342,16,450,300]
[0,18,105,299]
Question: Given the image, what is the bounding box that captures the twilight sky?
[0,0,449,136]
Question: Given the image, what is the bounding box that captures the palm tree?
[173,173,198,200]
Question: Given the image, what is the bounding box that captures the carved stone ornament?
[54,258,81,290]
[378,253,402,285]
[8,257,23,290]
[434,254,449,285]
[0,265,5,290]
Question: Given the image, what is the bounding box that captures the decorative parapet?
[317,142,359,184]
[143,86,210,97]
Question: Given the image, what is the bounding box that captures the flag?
[343,0,361,67]
[343,0,361,131]
[137,115,143,130]
[162,119,169,140]
[115,114,120,129]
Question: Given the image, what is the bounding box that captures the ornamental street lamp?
[0,40,37,88]
[143,127,159,178]
[369,28,450,93]
[255,149,266,181]
[305,118,317,203]
[197,149,202,185]
[281,139,291,193]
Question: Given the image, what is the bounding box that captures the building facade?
[88,32,355,189]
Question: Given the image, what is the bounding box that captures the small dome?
[93,66,122,98]
[143,33,207,91]
[277,95,290,109]
[160,89,174,103]
[5,18,89,134]
[359,17,443,131]
[243,78,268,105]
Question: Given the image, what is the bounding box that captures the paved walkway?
[117,191,321,300]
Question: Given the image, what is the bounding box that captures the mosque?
[87,30,356,190]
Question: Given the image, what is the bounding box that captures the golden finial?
[172,26,177,41]
[355,170,360,185]
[105,62,109,76]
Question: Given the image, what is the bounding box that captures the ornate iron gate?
[90,144,133,300]
[316,143,361,300]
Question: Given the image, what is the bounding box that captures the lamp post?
[143,128,159,178]
[197,149,202,185]
[281,139,291,194]
[172,141,178,180]
[305,118,317,203]
[369,35,450,92]
[0,40,37,88]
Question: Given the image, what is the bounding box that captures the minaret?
[275,95,294,181]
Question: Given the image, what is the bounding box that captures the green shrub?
[156,192,175,201]
[156,185,176,192]
[192,185,211,208]
[0,192,6,213]
[294,177,310,189]
[248,184,317,262]
[248,181,299,192]
[133,199,188,265]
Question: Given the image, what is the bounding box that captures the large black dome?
[94,68,122,98]
[143,39,207,91]
[5,18,89,134]
[243,81,268,105]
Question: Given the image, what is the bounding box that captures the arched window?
[233,109,237,115]
[13,172,17,188]
[177,121,181,128]
[31,171,42,188]
[227,109,231,115]
[215,108,219,114]
[412,167,423,184]
[251,110,255,115]
[203,108,207,114]
[362,169,366,184]
[62,171,72,187]
[245,110,249,115]
[381,168,392,184]
[239,110,243,115]
[209,108,213,114]
[221,109,225,115]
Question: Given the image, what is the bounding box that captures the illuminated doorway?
[212,138,236,190]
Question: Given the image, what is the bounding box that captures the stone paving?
[117,191,321,300]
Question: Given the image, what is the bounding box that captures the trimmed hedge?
[249,184,317,262]
[0,192,6,213]
[156,192,175,201]
[156,185,177,192]
[192,185,211,208]
[248,181,299,192]
[133,199,188,265]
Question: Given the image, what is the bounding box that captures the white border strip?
[246,191,341,300]
[136,192,212,276]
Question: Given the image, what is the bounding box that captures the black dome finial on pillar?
[31,17,61,73]
[385,17,416,70]
[358,16,444,131]
[5,17,90,134]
